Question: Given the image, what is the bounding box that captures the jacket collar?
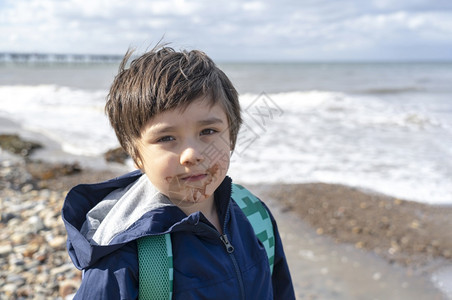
[62,170,232,269]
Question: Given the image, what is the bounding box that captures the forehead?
[142,98,228,133]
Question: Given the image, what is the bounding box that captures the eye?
[157,136,175,143]
[200,128,218,136]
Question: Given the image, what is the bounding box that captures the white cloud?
[242,1,265,12]
[1,0,452,60]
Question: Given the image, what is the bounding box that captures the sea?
[1,58,451,206]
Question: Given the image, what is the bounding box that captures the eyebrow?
[147,117,225,135]
[197,117,225,126]
[149,126,178,135]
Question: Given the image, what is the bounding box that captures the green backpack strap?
[231,183,275,274]
[137,234,173,300]
[137,183,274,299]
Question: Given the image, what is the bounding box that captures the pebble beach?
[0,154,81,299]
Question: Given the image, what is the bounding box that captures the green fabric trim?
[231,183,275,274]
[137,234,173,300]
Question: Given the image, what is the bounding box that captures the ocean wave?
[1,85,451,204]
[355,87,423,95]
[232,90,452,204]
[0,85,116,156]
[239,91,444,131]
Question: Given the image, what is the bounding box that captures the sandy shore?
[1,127,452,299]
[248,184,452,299]
[264,183,452,268]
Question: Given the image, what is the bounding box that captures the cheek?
[206,145,230,183]
[141,152,176,181]
[215,142,231,169]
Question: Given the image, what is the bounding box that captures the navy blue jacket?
[62,171,295,299]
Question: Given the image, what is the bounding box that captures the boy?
[62,45,295,299]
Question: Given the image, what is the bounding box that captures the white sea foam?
[0,85,117,156]
[1,85,451,205]
[229,91,452,205]
[432,266,452,300]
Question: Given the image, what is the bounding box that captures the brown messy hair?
[105,45,242,166]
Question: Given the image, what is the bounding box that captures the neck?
[176,195,222,234]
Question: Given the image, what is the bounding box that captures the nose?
[180,143,204,166]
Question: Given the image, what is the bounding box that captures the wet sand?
[248,184,452,299]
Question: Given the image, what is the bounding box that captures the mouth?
[180,173,208,182]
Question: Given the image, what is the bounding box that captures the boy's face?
[136,97,231,205]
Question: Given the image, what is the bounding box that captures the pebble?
[2,284,17,297]
[6,273,25,286]
[0,244,13,256]
[59,279,80,298]
[49,235,67,250]
[0,158,81,298]
[27,215,45,233]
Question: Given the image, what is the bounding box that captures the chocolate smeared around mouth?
[166,163,223,204]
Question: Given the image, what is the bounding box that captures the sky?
[1,0,452,62]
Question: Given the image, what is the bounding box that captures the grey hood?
[80,174,174,246]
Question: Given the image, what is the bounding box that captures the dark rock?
[1,213,18,224]
[0,134,42,157]
[26,161,82,180]
[104,147,130,164]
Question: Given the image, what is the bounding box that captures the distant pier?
[0,52,123,63]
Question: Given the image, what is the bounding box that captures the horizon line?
[1,51,451,64]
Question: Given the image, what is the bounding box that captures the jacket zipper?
[223,187,245,300]
[219,233,245,300]
[198,198,246,300]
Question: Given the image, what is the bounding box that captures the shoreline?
[1,125,452,298]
